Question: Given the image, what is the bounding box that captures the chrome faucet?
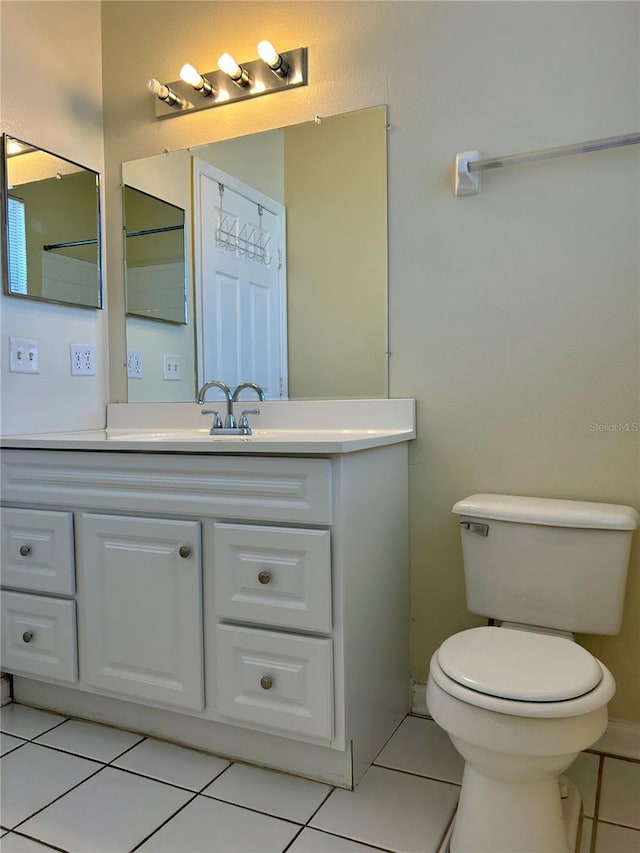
[232,382,266,403]
[197,380,235,427]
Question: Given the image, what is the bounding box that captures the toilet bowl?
[427,626,615,853]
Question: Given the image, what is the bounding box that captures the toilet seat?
[437,626,602,702]
[430,628,616,718]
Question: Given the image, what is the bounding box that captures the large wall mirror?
[123,106,388,403]
[2,135,102,309]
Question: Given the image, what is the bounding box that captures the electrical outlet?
[127,350,144,379]
[163,353,182,381]
[70,344,96,375]
[9,338,39,374]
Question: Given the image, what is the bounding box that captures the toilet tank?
[453,494,639,635]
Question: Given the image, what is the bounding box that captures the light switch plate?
[163,353,182,381]
[9,337,39,374]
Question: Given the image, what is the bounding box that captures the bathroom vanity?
[0,400,414,788]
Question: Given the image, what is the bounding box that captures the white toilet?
[426,493,638,853]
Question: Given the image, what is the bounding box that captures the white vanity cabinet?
[1,442,409,788]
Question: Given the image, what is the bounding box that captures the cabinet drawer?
[1,591,77,683]
[1,508,75,595]
[214,523,332,633]
[216,624,333,742]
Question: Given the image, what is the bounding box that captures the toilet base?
[449,766,579,853]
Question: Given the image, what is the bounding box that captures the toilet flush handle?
[460,521,489,537]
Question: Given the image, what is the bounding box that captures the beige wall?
[284,108,388,399]
[0,0,107,435]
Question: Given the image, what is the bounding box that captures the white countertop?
[1,400,416,455]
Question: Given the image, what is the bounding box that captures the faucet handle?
[201,409,223,432]
[239,408,260,433]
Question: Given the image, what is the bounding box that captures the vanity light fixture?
[257,40,289,78]
[218,53,252,87]
[179,64,215,97]
[147,78,187,109]
[147,45,308,119]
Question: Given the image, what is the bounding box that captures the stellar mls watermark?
[589,422,639,432]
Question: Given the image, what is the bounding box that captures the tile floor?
[1,704,639,852]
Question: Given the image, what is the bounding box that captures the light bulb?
[257,40,289,77]
[147,78,184,108]
[6,140,23,155]
[257,40,279,67]
[147,78,169,99]
[218,53,251,87]
[179,63,214,96]
[179,64,202,87]
[218,53,240,78]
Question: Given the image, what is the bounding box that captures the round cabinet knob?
[22,631,34,643]
[19,544,31,557]
[258,569,271,585]
[260,675,273,690]
[178,545,191,558]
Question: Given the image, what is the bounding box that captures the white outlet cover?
[127,350,144,379]
[9,337,39,374]
[70,344,96,376]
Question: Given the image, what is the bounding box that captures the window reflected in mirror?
[123,186,186,325]
[2,135,101,309]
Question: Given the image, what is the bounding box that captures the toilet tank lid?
[453,494,639,530]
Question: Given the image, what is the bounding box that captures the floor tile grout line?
[596,818,640,832]
[372,760,462,788]
[198,792,307,827]
[3,827,71,852]
[589,753,605,853]
[585,748,640,765]
[104,751,235,794]
[368,713,409,766]
[8,762,107,835]
[371,762,462,789]
[0,715,71,743]
[0,742,29,759]
[303,783,336,826]
[103,734,149,767]
[6,739,107,767]
[128,791,200,853]
[290,825,399,853]
[436,807,457,853]
[281,823,306,852]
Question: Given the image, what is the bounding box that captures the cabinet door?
[77,514,203,711]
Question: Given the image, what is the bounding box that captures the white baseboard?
[410,680,640,761]
[410,680,430,718]
[1,673,12,706]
